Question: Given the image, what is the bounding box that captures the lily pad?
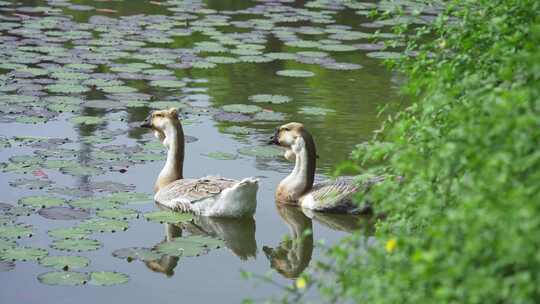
[39,255,90,270]
[89,271,129,286]
[38,207,91,220]
[254,111,286,121]
[149,80,186,88]
[144,211,193,224]
[213,112,253,122]
[366,51,404,60]
[222,126,253,135]
[0,246,47,261]
[69,197,121,210]
[48,227,91,240]
[222,104,262,114]
[107,192,152,204]
[77,219,129,233]
[18,196,65,209]
[38,271,88,286]
[249,94,291,104]
[112,247,163,262]
[276,70,315,78]
[97,208,138,220]
[238,146,283,158]
[156,235,224,257]
[203,152,238,160]
[46,83,89,94]
[0,225,33,239]
[0,239,17,251]
[52,239,102,252]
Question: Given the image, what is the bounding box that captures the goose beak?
[268,128,280,145]
[140,113,152,128]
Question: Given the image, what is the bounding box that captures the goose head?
[140,108,180,146]
[270,122,306,154]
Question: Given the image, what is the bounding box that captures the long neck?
[278,132,316,201]
[155,121,184,192]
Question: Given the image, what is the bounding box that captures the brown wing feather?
[308,176,385,213]
[155,176,237,204]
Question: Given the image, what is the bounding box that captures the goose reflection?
[263,205,372,279]
[144,210,257,277]
[263,205,313,279]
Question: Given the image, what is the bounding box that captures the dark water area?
[0,0,405,302]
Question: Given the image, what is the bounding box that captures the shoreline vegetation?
[269,0,540,303]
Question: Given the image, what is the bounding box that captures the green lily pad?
[254,111,286,121]
[97,208,138,220]
[0,246,47,261]
[52,239,101,252]
[46,83,90,94]
[149,80,186,88]
[238,146,284,158]
[0,225,33,239]
[100,85,138,94]
[276,69,315,78]
[77,219,129,233]
[222,104,262,114]
[112,247,163,262]
[48,227,91,240]
[18,196,65,209]
[38,271,89,286]
[203,152,238,160]
[71,116,105,125]
[89,271,129,286]
[69,197,121,210]
[107,192,152,204]
[319,44,357,52]
[249,94,291,104]
[366,51,404,60]
[156,235,224,257]
[0,239,17,251]
[299,106,336,116]
[39,255,90,270]
[144,211,194,224]
[15,116,49,124]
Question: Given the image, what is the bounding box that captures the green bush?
[309,1,540,303]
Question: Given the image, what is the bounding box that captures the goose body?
[271,122,376,214]
[141,108,259,218]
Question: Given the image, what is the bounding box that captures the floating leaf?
[69,197,120,210]
[89,271,129,286]
[46,83,89,94]
[0,246,47,261]
[366,51,404,60]
[0,239,16,251]
[39,255,90,270]
[107,192,152,204]
[222,126,253,135]
[254,111,286,121]
[238,146,283,158]
[38,271,88,286]
[203,152,238,160]
[97,208,138,220]
[112,247,163,262]
[0,225,33,239]
[52,239,101,252]
[149,80,186,88]
[77,219,129,233]
[156,235,224,257]
[48,227,91,240]
[18,196,65,209]
[144,211,193,224]
[222,104,262,114]
[276,69,315,78]
[38,207,91,220]
[249,94,291,104]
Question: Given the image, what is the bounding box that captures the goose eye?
[282,128,290,131]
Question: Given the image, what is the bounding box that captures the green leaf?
[144,211,194,224]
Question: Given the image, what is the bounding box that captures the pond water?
[0,0,406,302]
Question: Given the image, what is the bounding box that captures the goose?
[269,122,381,213]
[140,108,259,218]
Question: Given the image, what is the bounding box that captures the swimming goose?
[270,122,379,213]
[140,108,259,218]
